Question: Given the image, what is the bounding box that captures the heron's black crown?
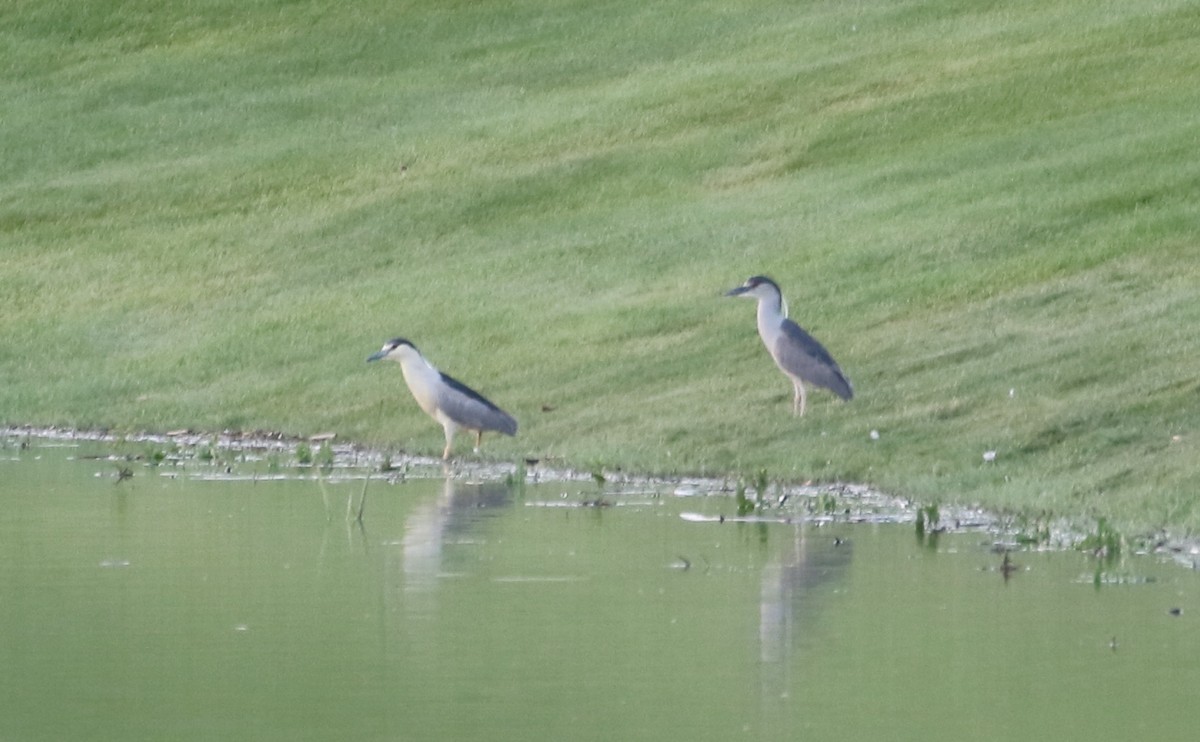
[383,337,417,353]
[743,275,780,292]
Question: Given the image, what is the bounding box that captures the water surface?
[1,440,1196,741]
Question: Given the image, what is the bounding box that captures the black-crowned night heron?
[367,338,518,459]
[725,275,853,416]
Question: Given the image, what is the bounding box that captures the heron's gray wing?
[436,372,519,435]
[774,319,854,400]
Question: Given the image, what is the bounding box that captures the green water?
[1,440,1196,742]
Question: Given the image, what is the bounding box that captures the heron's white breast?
[398,355,442,418]
[755,299,787,352]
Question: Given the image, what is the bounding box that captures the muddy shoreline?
[0,424,952,514]
[4,425,1197,569]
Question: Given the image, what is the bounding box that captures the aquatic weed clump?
[1079,517,1122,561]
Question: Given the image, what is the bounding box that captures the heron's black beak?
[725,285,750,297]
[366,350,388,362]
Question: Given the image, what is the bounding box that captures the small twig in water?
[355,476,369,525]
[316,477,333,521]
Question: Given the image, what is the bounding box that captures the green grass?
[4,0,1199,532]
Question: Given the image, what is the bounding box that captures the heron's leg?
[441,422,456,460]
[474,430,483,453]
[793,380,807,417]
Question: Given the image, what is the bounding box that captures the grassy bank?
[3,0,1198,531]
